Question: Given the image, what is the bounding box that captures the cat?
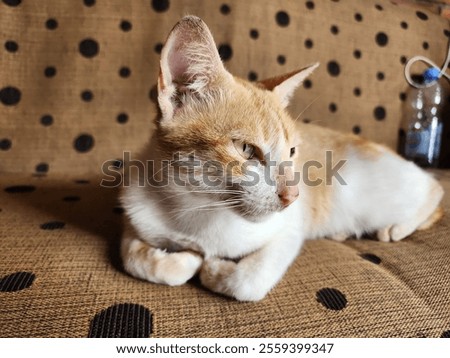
[119,16,444,301]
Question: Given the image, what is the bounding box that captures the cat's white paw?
[376,224,413,242]
[200,257,269,301]
[200,257,236,297]
[122,238,203,286]
[154,251,203,286]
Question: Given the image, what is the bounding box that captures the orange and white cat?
[120,16,444,301]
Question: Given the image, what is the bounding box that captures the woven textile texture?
[1,0,450,338]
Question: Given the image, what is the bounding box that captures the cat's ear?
[158,16,233,121]
[259,63,319,108]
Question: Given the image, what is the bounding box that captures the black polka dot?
[304,39,313,49]
[113,206,125,214]
[40,114,53,126]
[120,20,132,32]
[152,0,169,12]
[0,138,12,150]
[149,85,158,103]
[353,49,362,59]
[399,92,407,101]
[375,4,383,11]
[303,79,312,89]
[277,55,286,65]
[0,272,35,292]
[81,90,93,102]
[330,25,339,35]
[79,39,99,58]
[154,43,163,54]
[375,32,388,47]
[45,18,58,30]
[329,103,337,113]
[63,196,81,202]
[119,67,131,78]
[400,56,407,65]
[0,86,21,106]
[354,13,363,22]
[441,330,450,338]
[360,253,381,264]
[353,87,361,96]
[398,128,406,139]
[83,0,95,6]
[327,61,340,77]
[377,72,385,81]
[2,0,21,7]
[445,29,450,38]
[75,179,90,184]
[117,113,128,124]
[4,41,18,52]
[422,41,429,50]
[220,3,230,14]
[416,11,428,21]
[303,119,311,124]
[5,185,36,193]
[250,29,259,39]
[74,134,94,153]
[44,66,56,78]
[35,163,49,173]
[89,303,152,338]
[316,288,347,310]
[276,11,290,27]
[352,125,361,134]
[305,1,314,10]
[41,221,65,230]
[374,106,386,120]
[113,159,123,169]
[247,71,258,82]
[401,21,408,29]
[218,44,232,61]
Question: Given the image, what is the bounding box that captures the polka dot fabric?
[1,172,450,337]
[1,0,450,339]
[0,0,448,175]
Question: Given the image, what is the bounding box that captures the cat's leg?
[200,232,303,301]
[376,179,444,242]
[121,227,202,286]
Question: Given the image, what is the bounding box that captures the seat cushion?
[1,171,449,337]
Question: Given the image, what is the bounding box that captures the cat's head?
[156,16,318,221]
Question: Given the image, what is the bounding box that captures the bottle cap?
[423,67,440,83]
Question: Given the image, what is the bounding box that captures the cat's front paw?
[200,257,237,297]
[200,258,268,301]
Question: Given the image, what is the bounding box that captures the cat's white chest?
[122,185,301,259]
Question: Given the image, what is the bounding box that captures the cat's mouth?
[232,200,283,222]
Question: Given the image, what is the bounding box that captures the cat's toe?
[376,226,392,242]
[389,224,414,242]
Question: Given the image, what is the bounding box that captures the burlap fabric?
[1,0,449,337]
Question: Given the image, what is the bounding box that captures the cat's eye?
[242,143,256,160]
[234,140,256,160]
[290,147,296,157]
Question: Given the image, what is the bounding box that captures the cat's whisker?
[152,189,245,205]
[294,94,323,122]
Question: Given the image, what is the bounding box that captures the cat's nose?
[277,185,299,208]
[276,166,299,208]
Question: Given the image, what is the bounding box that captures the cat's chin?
[234,208,276,223]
